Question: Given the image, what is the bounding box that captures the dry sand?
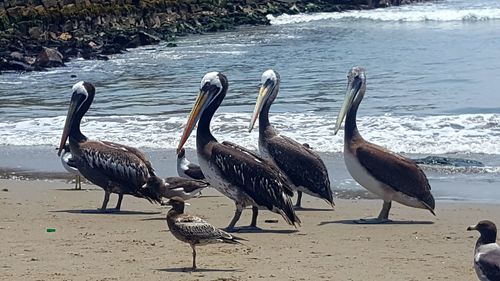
[0,178,498,281]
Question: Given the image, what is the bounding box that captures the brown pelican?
[467,220,500,281]
[249,69,334,209]
[160,177,208,202]
[166,199,245,270]
[60,144,83,190]
[177,72,300,232]
[333,67,435,223]
[57,81,164,212]
[177,148,205,180]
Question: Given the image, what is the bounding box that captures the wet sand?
[0,178,498,281]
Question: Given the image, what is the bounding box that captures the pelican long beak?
[248,85,269,132]
[177,91,209,152]
[57,94,80,156]
[333,78,361,135]
[467,225,477,231]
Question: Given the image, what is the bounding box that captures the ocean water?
[1,0,499,202]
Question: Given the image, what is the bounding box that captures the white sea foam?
[1,113,500,155]
[268,3,500,25]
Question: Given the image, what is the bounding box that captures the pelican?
[249,69,334,209]
[177,72,300,232]
[161,177,208,202]
[333,67,435,223]
[57,81,164,212]
[60,144,83,190]
[177,148,205,180]
[166,199,245,270]
[467,220,500,281]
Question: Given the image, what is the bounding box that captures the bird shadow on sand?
[157,267,242,273]
[51,209,161,215]
[318,219,435,226]
[231,227,299,234]
[294,207,334,212]
[54,188,95,192]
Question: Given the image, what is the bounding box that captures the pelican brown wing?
[266,135,333,204]
[355,142,435,212]
[211,141,300,226]
[101,140,156,175]
[79,141,151,190]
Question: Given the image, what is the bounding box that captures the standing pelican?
[177,148,205,180]
[467,220,500,281]
[57,81,164,212]
[60,144,83,190]
[166,199,245,270]
[177,72,300,232]
[249,70,334,208]
[333,67,435,223]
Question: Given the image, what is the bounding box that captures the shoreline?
[0,0,431,73]
[1,179,498,280]
[1,145,500,202]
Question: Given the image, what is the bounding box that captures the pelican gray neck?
[344,94,362,144]
[259,83,279,139]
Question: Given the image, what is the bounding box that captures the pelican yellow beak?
[333,77,361,135]
[248,85,270,132]
[177,91,209,153]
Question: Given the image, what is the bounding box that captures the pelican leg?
[250,206,258,227]
[114,193,124,211]
[354,201,392,224]
[77,175,82,190]
[98,191,111,212]
[234,206,262,232]
[191,244,197,271]
[224,203,244,232]
[294,191,303,209]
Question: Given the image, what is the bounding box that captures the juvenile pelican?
[467,220,500,281]
[166,199,245,270]
[177,72,300,232]
[249,70,334,208]
[333,67,435,223]
[161,177,209,202]
[177,148,205,180]
[60,144,83,190]
[57,81,164,212]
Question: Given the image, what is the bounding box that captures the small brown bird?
[166,199,245,270]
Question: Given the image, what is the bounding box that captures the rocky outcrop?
[0,0,430,73]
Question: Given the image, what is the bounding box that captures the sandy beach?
[0,179,498,281]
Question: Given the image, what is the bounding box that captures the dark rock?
[4,59,35,71]
[28,26,43,39]
[166,42,177,47]
[41,0,60,9]
[35,46,64,67]
[137,31,160,45]
[412,156,484,167]
[70,74,77,78]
